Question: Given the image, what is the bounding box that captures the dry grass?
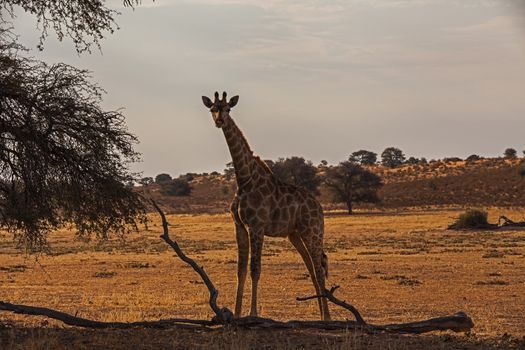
[1,208,525,349]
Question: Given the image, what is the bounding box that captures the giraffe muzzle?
[215,118,224,128]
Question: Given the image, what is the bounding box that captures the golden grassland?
[1,208,525,349]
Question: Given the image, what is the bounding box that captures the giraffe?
[201,91,330,321]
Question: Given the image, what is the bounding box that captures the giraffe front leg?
[234,222,249,317]
[249,228,264,317]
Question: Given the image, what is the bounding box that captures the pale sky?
[10,0,525,177]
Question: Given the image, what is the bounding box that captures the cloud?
[443,15,521,34]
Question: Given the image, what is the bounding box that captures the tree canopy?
[504,148,517,159]
[268,156,321,195]
[159,179,192,197]
[325,161,383,214]
[1,0,143,53]
[381,147,406,168]
[0,26,145,251]
[155,173,172,184]
[349,150,377,165]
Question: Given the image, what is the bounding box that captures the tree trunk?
[346,200,353,215]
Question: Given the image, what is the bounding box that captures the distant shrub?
[160,179,191,196]
[448,209,494,230]
[224,162,235,179]
[466,154,482,162]
[155,173,172,184]
[139,177,153,186]
[443,157,462,163]
[210,171,220,176]
[419,157,428,164]
[406,157,419,165]
[180,173,196,181]
[504,148,517,159]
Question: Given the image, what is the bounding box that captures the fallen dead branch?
[0,200,475,335]
[0,301,213,330]
[498,215,525,228]
[376,312,474,334]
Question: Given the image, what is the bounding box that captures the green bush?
[466,154,482,162]
[504,148,517,159]
[160,179,191,196]
[448,209,494,230]
[155,173,172,184]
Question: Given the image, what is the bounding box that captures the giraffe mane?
[254,156,274,175]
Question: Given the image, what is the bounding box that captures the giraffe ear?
[228,95,239,108]
[202,96,213,108]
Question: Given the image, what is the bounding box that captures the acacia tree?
[325,161,383,214]
[349,150,377,165]
[1,2,148,250]
[2,0,142,53]
[381,147,405,168]
[268,156,321,195]
[155,173,172,184]
[1,35,146,250]
[504,148,517,159]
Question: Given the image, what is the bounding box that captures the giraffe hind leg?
[289,232,329,321]
[300,231,331,321]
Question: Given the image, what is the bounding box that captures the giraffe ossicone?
[201,91,331,321]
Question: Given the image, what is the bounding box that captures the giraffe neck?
[222,117,260,190]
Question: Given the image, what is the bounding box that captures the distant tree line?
[145,144,524,213]
[139,173,192,197]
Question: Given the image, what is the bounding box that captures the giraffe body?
[202,92,330,320]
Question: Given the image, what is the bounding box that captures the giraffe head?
[202,91,239,128]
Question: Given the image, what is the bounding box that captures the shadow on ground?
[1,322,524,350]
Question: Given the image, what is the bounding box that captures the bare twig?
[150,199,233,323]
[297,285,366,324]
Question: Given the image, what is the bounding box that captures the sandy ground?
[1,208,524,349]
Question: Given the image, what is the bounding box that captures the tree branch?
[149,199,233,323]
[297,285,366,324]
[0,301,213,329]
[375,312,474,334]
[498,215,525,227]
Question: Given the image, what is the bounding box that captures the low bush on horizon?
[448,209,495,230]
[160,179,192,196]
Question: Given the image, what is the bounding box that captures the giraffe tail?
[322,252,329,279]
